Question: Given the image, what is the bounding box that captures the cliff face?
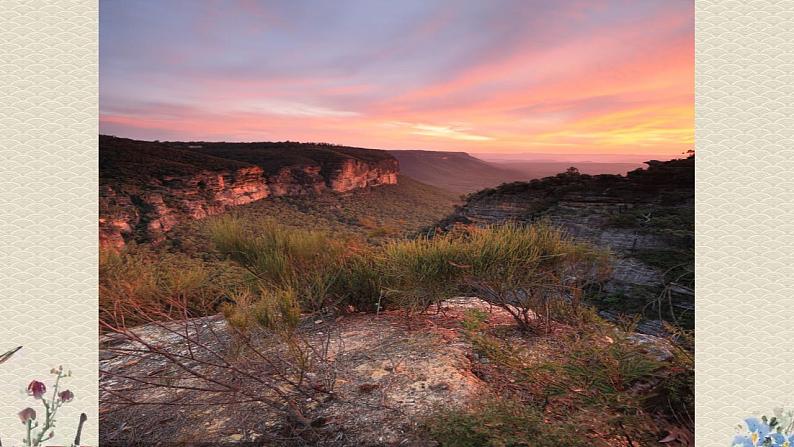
[440,156,695,331]
[99,136,399,249]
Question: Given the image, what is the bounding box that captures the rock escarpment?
[439,156,695,330]
[99,136,399,249]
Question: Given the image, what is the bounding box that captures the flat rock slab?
[99,298,514,446]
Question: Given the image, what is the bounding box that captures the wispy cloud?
[246,100,359,118]
[410,124,493,141]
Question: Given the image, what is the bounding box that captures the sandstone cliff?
[438,156,695,331]
[99,136,399,249]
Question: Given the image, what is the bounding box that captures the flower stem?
[33,369,65,446]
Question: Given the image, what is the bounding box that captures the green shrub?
[459,317,673,446]
[99,247,239,327]
[522,328,666,445]
[332,251,383,311]
[221,285,301,336]
[210,218,612,334]
[210,216,349,311]
[378,234,465,314]
[458,223,612,332]
[379,223,611,331]
[652,324,694,431]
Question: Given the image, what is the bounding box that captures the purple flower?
[59,389,74,402]
[27,380,46,399]
[18,407,36,424]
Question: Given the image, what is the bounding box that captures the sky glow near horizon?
[99,0,693,156]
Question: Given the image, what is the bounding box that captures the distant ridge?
[388,150,524,193]
[473,152,682,164]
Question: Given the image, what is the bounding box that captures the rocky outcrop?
[439,157,695,331]
[99,136,399,248]
[327,158,399,191]
[100,298,493,446]
[99,167,270,249]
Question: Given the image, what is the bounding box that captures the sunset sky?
[99,0,693,156]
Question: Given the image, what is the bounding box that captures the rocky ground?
[100,299,498,446]
[99,298,679,446]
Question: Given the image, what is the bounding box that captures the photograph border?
[0,1,98,445]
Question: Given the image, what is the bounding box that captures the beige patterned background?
[0,1,98,445]
[696,0,794,445]
[0,0,792,446]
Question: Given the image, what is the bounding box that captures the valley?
[388,150,525,193]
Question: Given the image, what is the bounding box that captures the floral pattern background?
[0,1,98,445]
[696,0,794,444]
[1,351,86,447]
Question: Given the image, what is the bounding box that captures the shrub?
[220,286,301,336]
[332,251,383,311]
[210,218,612,333]
[378,234,464,314]
[522,328,667,445]
[425,397,591,447]
[652,324,694,433]
[99,247,238,327]
[379,223,611,332]
[457,223,612,332]
[210,216,349,311]
[459,315,677,446]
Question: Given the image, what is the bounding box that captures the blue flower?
[747,418,771,445]
[732,434,757,447]
[770,433,794,447]
[732,418,773,446]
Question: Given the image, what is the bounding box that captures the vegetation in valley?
[167,174,458,253]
